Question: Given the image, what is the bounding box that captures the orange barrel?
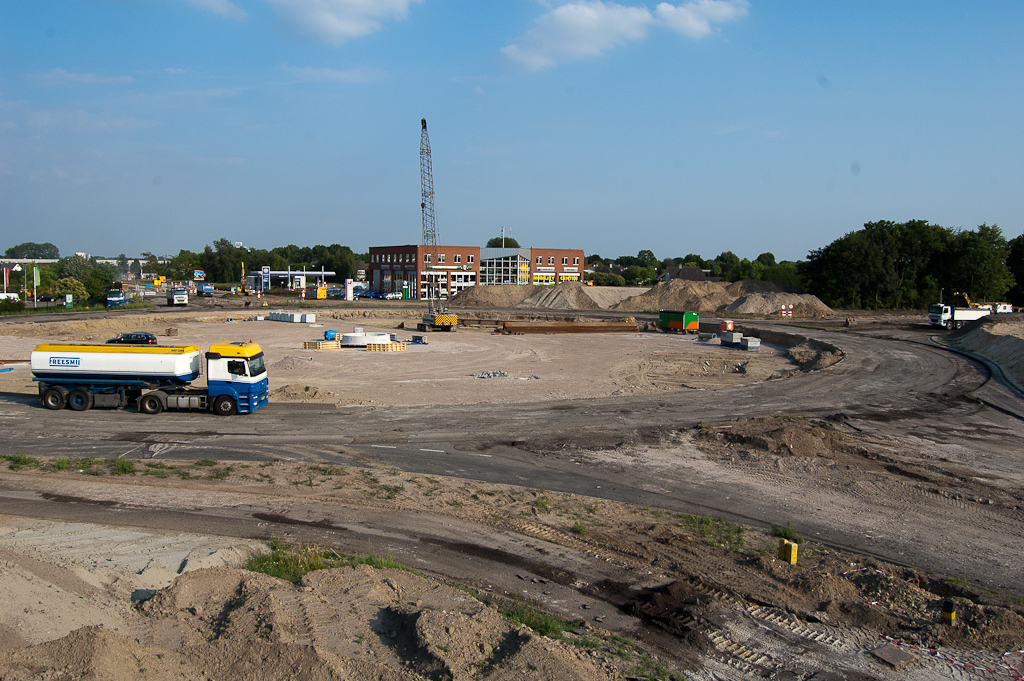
[721,320,734,332]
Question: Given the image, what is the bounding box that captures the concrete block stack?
[269,311,316,324]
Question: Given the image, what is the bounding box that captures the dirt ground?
[0,308,818,406]
[1,304,1024,680]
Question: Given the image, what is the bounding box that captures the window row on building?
[367,245,585,298]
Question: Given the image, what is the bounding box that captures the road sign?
[261,266,270,291]
[193,270,206,281]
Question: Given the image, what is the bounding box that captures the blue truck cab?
[204,341,269,415]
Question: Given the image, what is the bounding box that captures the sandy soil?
[0,310,815,407]
[2,306,1024,679]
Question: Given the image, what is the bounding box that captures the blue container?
[324,330,338,340]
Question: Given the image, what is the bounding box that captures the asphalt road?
[2,321,1023,591]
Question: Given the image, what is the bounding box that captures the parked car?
[384,292,402,300]
[106,332,158,345]
[38,293,54,302]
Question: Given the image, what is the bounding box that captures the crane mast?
[420,118,439,311]
[417,118,457,331]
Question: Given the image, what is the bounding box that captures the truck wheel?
[955,320,964,329]
[213,395,237,416]
[42,388,66,410]
[946,320,954,330]
[67,389,93,411]
[139,394,163,415]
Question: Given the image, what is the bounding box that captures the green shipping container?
[658,310,699,333]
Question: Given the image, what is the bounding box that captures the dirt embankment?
[450,280,832,318]
[2,413,1024,681]
[950,315,1024,388]
[611,280,833,317]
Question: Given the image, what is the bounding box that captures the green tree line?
[6,221,1023,309]
[2,239,366,305]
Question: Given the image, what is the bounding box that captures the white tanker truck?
[31,340,269,415]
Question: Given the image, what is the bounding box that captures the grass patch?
[772,521,804,544]
[194,458,218,467]
[244,542,412,584]
[110,459,136,476]
[3,450,40,471]
[376,484,404,500]
[570,522,587,536]
[499,598,575,640]
[53,457,70,471]
[679,514,745,551]
[206,468,231,480]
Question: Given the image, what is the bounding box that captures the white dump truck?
[927,304,992,330]
[31,340,269,415]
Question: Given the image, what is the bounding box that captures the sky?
[1,0,1022,263]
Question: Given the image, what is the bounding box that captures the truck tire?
[67,388,93,411]
[139,394,163,415]
[213,395,237,416]
[955,320,964,329]
[946,320,954,330]
[42,388,66,410]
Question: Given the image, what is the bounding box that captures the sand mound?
[515,282,602,311]
[0,565,618,681]
[951,314,1024,387]
[449,284,541,308]
[726,292,833,317]
[611,280,735,313]
[610,279,832,317]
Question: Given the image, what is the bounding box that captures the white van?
[0,293,21,302]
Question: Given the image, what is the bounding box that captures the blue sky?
[1,0,1022,263]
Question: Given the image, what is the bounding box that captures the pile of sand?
[611,280,736,313]
[611,280,833,317]
[449,284,541,308]
[0,565,618,681]
[515,282,603,311]
[725,291,833,317]
[951,315,1024,387]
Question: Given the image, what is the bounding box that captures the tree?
[84,262,118,300]
[486,236,520,248]
[756,252,777,267]
[798,220,1006,309]
[585,272,625,286]
[1006,234,1024,306]
[52,277,88,303]
[5,242,59,259]
[55,254,92,282]
[636,250,658,269]
[943,224,1013,302]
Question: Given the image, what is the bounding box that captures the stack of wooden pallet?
[302,339,341,350]
[366,342,406,352]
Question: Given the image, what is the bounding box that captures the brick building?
[367,245,479,299]
[367,244,586,298]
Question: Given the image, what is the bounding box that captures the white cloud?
[39,69,135,86]
[281,63,388,83]
[655,0,749,38]
[502,1,655,71]
[268,0,422,45]
[179,0,246,20]
[503,0,750,70]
